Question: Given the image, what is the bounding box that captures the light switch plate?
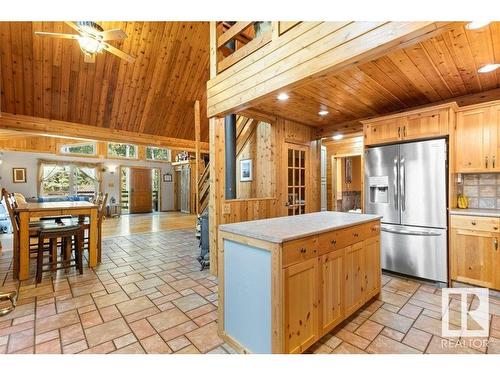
[223,203,231,214]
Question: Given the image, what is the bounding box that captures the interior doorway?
[331,155,362,212]
[120,167,161,214]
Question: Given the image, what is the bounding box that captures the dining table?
[14,201,99,281]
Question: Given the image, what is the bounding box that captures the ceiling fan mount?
[34,21,135,64]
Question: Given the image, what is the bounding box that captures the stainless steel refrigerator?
[364,139,448,283]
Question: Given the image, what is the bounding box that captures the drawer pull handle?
[331,239,337,245]
[471,221,476,226]
[300,248,307,254]
[353,233,359,237]
[494,238,498,251]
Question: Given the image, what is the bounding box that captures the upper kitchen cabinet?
[362,103,456,147]
[455,102,500,173]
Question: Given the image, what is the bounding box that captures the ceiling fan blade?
[83,54,96,63]
[35,31,80,40]
[64,21,82,33]
[102,42,135,63]
[100,29,127,41]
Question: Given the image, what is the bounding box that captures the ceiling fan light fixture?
[318,110,329,116]
[78,36,104,54]
[332,134,343,141]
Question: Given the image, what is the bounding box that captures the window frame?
[58,141,98,157]
[145,146,172,163]
[107,142,139,160]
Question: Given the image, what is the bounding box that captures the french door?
[284,143,310,216]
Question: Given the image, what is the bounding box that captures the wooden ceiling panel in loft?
[249,22,500,133]
[0,21,209,141]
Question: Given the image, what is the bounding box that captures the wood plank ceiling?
[249,22,500,134]
[0,21,210,142]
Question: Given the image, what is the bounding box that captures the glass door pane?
[285,144,307,216]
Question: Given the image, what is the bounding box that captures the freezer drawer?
[381,224,448,283]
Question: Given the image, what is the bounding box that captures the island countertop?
[219,211,382,243]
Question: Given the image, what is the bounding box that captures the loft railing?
[212,21,300,75]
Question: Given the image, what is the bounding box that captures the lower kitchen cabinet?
[345,242,365,316]
[320,249,345,335]
[450,228,499,289]
[364,236,381,299]
[283,236,381,353]
[283,257,320,354]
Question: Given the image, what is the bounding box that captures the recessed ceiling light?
[277,93,289,101]
[466,21,491,30]
[318,110,329,116]
[332,134,343,141]
[478,64,500,73]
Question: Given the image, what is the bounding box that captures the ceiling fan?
[34,21,135,64]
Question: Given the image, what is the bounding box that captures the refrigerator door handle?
[393,156,398,210]
[381,227,442,236]
[400,156,405,211]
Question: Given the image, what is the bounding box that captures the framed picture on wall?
[12,168,27,183]
[163,173,172,182]
[240,159,253,182]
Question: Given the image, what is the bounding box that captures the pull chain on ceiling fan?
[35,21,135,64]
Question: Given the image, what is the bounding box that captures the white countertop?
[219,211,382,243]
[450,208,500,218]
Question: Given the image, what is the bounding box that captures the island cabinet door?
[363,236,381,299]
[344,242,365,317]
[320,249,345,335]
[283,257,320,354]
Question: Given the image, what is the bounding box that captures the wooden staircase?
[198,162,210,214]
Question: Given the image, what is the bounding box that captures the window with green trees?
[40,163,99,197]
[60,142,96,155]
[146,147,171,161]
[108,143,137,159]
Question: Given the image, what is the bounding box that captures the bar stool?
[36,222,84,284]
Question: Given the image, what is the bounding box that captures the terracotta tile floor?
[306,275,500,354]
[1,228,499,354]
[0,229,233,354]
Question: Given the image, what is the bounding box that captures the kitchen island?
[218,211,382,354]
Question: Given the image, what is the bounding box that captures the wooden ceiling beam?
[0,112,209,152]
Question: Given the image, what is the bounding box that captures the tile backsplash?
[461,174,500,209]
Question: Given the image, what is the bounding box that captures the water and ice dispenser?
[368,176,389,204]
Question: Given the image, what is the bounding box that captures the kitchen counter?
[218,211,381,354]
[219,211,382,243]
[449,208,500,218]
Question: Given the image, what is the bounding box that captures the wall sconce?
[107,164,117,174]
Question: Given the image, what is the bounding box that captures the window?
[108,143,137,159]
[146,147,171,162]
[40,163,99,197]
[60,142,96,156]
[40,165,71,195]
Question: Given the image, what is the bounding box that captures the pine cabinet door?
[283,257,320,353]
[344,242,365,316]
[450,228,497,288]
[363,236,381,299]
[404,109,448,141]
[456,107,489,172]
[320,249,344,335]
[363,118,403,146]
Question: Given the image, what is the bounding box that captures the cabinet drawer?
[360,221,381,240]
[283,236,318,267]
[450,215,500,232]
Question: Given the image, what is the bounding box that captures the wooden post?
[194,100,201,215]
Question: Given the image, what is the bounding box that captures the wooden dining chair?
[74,192,108,263]
[3,191,45,278]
